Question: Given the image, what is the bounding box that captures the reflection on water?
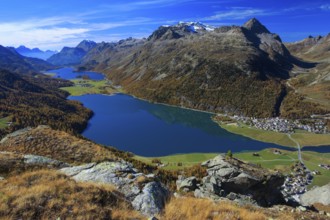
[69,94,300,156]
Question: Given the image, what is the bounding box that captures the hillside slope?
[0,69,92,138]
[0,126,328,219]
[82,19,300,117]
[284,34,330,118]
[0,45,55,73]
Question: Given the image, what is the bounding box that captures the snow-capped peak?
[177,21,215,32]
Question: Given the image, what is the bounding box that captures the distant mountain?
[0,45,55,74]
[286,34,330,62]
[15,46,57,60]
[47,40,97,66]
[76,40,97,52]
[81,19,300,117]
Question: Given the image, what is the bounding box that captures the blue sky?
[0,0,329,50]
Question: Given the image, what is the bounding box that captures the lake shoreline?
[52,67,329,155]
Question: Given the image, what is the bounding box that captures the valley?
[0,12,330,219]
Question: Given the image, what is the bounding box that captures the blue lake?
[69,94,306,157]
[46,67,105,80]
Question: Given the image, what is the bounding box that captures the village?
[225,115,328,134]
[281,162,314,204]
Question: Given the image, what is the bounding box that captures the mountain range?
[15,46,57,60]
[0,44,90,137]
[30,18,330,120]
[78,18,324,118]
[0,45,55,74]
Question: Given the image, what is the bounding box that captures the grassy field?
[60,79,119,96]
[0,117,11,129]
[135,148,330,188]
[44,72,56,77]
[218,123,330,148]
[135,153,218,170]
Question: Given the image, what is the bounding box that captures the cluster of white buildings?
[281,163,313,203]
[226,115,328,134]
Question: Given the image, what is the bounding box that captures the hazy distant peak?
[77,40,97,52]
[243,18,270,34]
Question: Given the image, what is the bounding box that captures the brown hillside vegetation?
[1,170,327,220]
[0,126,117,164]
[161,197,329,220]
[0,151,59,177]
[0,127,329,219]
[82,19,299,118]
[0,170,143,220]
[0,69,92,138]
[0,126,199,189]
[284,34,330,116]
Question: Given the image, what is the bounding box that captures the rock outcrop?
[23,154,69,168]
[181,155,285,206]
[61,161,169,216]
[176,176,198,192]
[300,183,330,206]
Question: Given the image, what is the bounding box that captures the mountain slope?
[0,68,92,138]
[284,34,330,117]
[83,19,297,117]
[0,45,55,73]
[47,40,97,66]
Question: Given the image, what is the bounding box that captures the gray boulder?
[176,176,197,191]
[201,154,230,168]
[132,182,169,216]
[60,163,95,176]
[190,154,285,206]
[208,167,238,178]
[300,183,330,206]
[222,172,260,192]
[202,176,223,195]
[24,155,69,168]
[61,161,169,216]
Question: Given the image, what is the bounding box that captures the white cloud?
[204,8,268,21]
[100,0,194,11]
[320,4,330,10]
[0,16,155,50]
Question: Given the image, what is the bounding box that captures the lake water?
[69,94,303,157]
[46,67,105,80]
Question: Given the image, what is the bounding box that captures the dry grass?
[161,197,295,220]
[0,151,51,177]
[0,170,144,220]
[0,126,118,165]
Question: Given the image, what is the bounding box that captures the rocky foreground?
[0,126,330,219]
